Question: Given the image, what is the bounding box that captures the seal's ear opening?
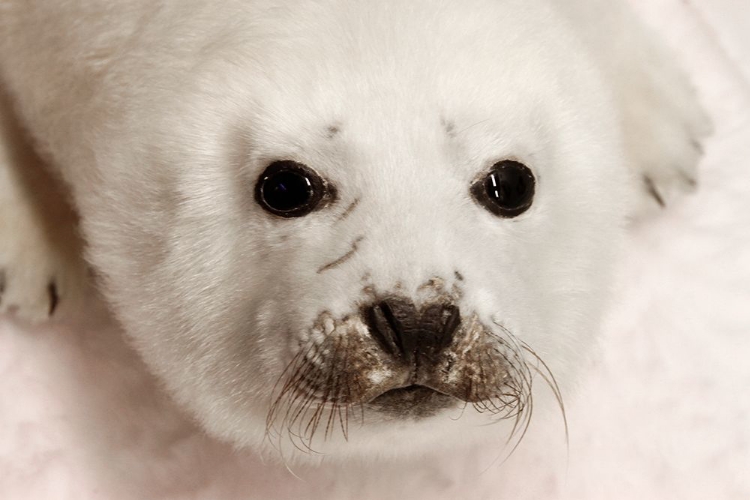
[471,160,536,218]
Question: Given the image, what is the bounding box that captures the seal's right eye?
[470,160,536,218]
[255,161,325,218]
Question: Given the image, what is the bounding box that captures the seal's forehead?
[244,0,565,70]
[215,0,581,114]
[239,91,556,189]
[195,0,600,183]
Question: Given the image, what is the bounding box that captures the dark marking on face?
[326,124,341,139]
[419,278,444,291]
[317,236,365,274]
[690,138,704,155]
[441,116,456,138]
[679,170,697,188]
[336,198,360,223]
[643,175,665,208]
[454,271,465,282]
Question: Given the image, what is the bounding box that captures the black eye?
[255,161,326,218]
[471,160,535,218]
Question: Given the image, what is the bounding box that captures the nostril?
[366,298,420,361]
[420,303,461,353]
[366,301,403,358]
[364,298,460,360]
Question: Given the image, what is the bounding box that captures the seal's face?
[85,0,633,459]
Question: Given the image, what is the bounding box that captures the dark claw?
[643,175,665,208]
[47,281,59,317]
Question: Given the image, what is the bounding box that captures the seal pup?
[0,0,709,460]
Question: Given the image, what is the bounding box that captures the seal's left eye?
[255,161,325,218]
[471,160,535,218]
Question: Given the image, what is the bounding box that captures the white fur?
[0,0,707,461]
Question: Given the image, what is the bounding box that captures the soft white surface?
[1,0,748,498]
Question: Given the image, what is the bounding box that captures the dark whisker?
[477,318,566,470]
[450,401,469,421]
[521,342,569,452]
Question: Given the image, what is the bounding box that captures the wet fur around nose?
[265,276,564,450]
[267,306,563,451]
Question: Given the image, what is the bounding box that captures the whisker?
[478,318,566,471]
[450,401,469,421]
[521,343,569,453]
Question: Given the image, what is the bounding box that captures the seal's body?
[0,0,708,460]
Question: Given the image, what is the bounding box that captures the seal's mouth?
[367,385,456,418]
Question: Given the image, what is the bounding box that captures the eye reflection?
[471,160,535,218]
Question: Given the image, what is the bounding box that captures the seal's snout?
[279,301,528,423]
[364,297,460,364]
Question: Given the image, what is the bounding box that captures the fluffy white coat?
[0,0,708,464]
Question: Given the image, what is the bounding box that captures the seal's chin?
[367,385,457,418]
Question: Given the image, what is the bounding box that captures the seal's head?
[84,0,632,460]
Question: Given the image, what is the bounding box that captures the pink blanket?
[2,0,748,498]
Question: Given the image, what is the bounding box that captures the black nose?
[365,297,461,363]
